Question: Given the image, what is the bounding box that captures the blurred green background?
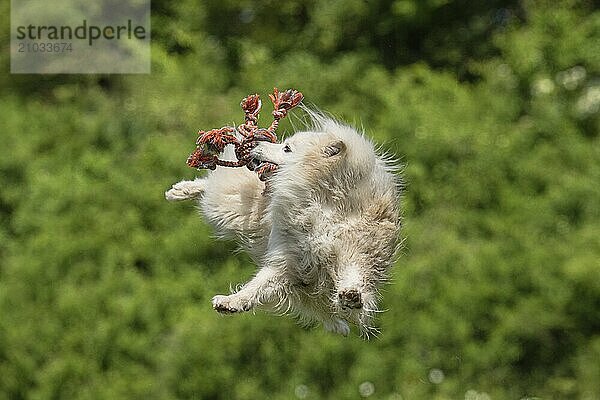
[1,0,599,399]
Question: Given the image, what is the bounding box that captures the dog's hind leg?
[165,179,206,201]
[211,267,288,314]
[336,263,366,310]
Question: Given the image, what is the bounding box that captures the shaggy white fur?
[166,111,403,337]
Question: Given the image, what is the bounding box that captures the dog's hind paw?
[338,289,363,309]
[211,294,252,314]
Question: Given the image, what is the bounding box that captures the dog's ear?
[323,140,346,157]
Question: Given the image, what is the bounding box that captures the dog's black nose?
[246,158,259,171]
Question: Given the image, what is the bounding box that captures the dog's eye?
[283,145,292,153]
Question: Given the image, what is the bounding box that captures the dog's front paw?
[338,289,363,309]
[165,180,205,201]
[211,294,251,314]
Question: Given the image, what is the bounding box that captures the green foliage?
[1,0,599,399]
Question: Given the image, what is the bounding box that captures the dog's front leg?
[165,179,206,201]
[211,266,287,314]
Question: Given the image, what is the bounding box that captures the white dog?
[166,112,402,337]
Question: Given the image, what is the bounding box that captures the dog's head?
[247,131,341,178]
[248,113,378,188]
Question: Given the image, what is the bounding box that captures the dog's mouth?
[246,158,278,181]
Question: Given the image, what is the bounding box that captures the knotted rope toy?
[186,88,304,181]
